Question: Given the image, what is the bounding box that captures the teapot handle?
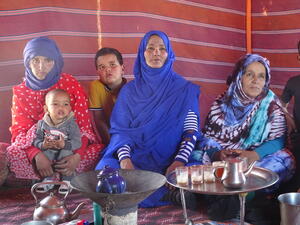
[31,181,71,204]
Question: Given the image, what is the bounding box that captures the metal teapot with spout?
[215,157,256,189]
[31,181,85,225]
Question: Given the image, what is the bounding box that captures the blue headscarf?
[133,30,175,97]
[23,37,64,90]
[221,54,270,126]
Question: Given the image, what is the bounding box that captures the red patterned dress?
[7,73,104,179]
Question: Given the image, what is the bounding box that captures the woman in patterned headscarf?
[96,30,202,207]
[193,54,295,223]
[198,53,295,187]
[6,37,104,180]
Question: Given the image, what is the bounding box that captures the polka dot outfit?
[7,73,104,179]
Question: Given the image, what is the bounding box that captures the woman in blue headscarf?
[96,30,201,207]
[6,37,104,180]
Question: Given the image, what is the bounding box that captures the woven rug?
[0,187,220,225]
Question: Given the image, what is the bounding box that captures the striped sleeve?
[183,110,198,132]
[175,110,199,163]
[117,144,131,161]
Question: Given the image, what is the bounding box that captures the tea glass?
[212,161,225,178]
[203,165,215,183]
[176,166,189,186]
[190,165,203,185]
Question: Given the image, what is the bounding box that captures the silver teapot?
[215,157,256,189]
[31,181,85,225]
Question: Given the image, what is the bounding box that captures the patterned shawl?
[203,54,286,150]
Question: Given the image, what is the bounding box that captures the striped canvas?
[0,0,299,143]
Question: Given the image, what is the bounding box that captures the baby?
[33,89,81,191]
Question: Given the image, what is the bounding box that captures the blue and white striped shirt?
[117,110,199,163]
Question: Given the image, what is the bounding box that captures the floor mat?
[0,187,208,225]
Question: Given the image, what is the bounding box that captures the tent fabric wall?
[0,0,100,142]
[0,0,299,143]
[252,0,300,87]
[98,0,247,128]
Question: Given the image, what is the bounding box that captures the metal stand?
[239,193,247,225]
[180,189,247,225]
[167,167,279,225]
[179,188,194,225]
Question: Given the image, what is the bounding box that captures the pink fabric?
[6,74,104,179]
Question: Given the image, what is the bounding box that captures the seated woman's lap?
[256,149,295,183]
[7,143,102,179]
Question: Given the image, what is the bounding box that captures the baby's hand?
[55,134,65,149]
[42,137,56,149]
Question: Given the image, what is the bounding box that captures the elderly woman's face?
[144,35,168,68]
[241,62,266,99]
[29,56,54,80]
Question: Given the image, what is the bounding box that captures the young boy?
[33,89,81,190]
[89,47,127,146]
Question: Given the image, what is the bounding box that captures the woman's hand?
[212,149,236,161]
[120,158,135,170]
[214,149,259,164]
[165,161,185,189]
[54,153,81,176]
[166,161,185,176]
[35,152,54,177]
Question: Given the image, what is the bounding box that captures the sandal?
[35,178,55,193]
[59,180,72,194]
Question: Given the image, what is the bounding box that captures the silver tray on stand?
[166,167,279,225]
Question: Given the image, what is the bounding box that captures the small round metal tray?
[167,166,279,195]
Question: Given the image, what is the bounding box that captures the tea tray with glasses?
[167,166,279,195]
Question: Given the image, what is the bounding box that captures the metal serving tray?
[167,166,279,195]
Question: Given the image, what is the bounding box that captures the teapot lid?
[97,165,118,179]
[39,192,64,208]
[226,157,242,162]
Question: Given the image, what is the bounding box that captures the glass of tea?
[190,165,204,185]
[175,166,189,186]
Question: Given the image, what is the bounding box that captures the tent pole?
[246,0,252,53]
